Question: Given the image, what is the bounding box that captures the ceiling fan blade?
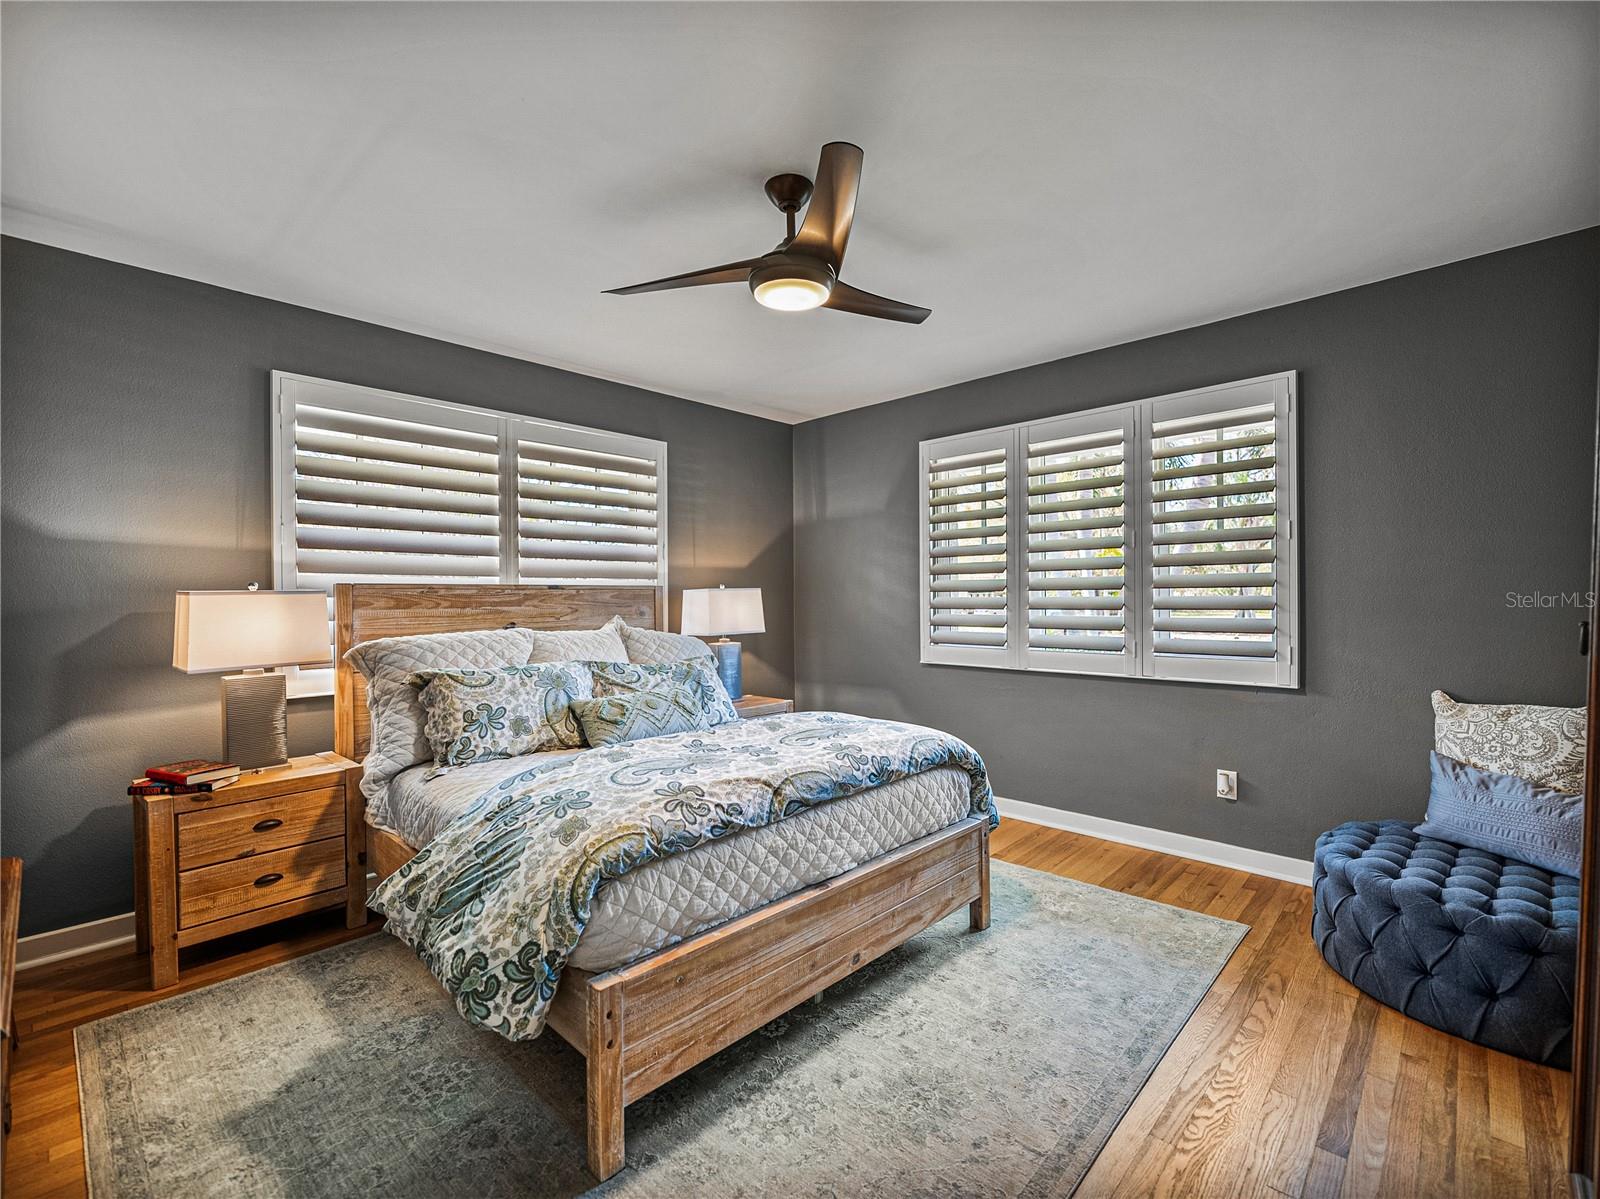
[604,259,762,295]
[791,142,863,268]
[824,281,930,324]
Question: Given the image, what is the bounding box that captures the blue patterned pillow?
[570,686,711,747]
[411,664,583,767]
[1417,751,1584,875]
[584,658,738,726]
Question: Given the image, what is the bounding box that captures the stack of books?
[127,759,242,797]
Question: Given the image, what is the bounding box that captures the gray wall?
[2,236,794,936]
[794,228,1600,861]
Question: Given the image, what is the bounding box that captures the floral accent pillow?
[585,658,739,726]
[1432,689,1586,795]
[570,686,711,747]
[412,665,582,767]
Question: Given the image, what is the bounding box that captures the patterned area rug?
[78,862,1245,1198]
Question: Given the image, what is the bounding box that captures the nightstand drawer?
[178,838,346,929]
[177,786,344,870]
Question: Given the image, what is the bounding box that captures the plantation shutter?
[286,395,505,590]
[513,425,664,585]
[273,374,668,695]
[1022,409,1136,675]
[1142,375,1296,686]
[921,432,1012,666]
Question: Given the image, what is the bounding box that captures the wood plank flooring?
[0,819,1573,1197]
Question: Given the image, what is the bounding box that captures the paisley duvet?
[369,711,996,1040]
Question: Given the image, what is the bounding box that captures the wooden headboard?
[333,583,661,761]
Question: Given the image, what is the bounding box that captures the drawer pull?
[253,872,284,888]
[252,818,284,833]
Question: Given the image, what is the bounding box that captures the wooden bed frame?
[334,583,990,1181]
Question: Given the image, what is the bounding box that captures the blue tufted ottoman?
[1313,820,1578,1067]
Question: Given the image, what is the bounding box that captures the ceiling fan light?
[753,276,830,311]
[749,259,834,312]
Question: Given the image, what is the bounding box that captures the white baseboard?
[17,911,136,971]
[994,796,1313,886]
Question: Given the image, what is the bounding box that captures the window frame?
[270,371,668,697]
[919,371,1298,689]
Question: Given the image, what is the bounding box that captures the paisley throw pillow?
[585,658,738,726]
[1431,689,1585,795]
[571,686,711,747]
[412,664,582,767]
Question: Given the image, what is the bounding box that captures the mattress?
[378,754,972,972]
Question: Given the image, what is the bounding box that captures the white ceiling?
[3,3,1595,423]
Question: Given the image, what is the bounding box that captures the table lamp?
[172,588,331,768]
[680,586,764,699]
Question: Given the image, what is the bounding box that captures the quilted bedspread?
[369,712,996,1040]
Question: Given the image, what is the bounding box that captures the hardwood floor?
[1,819,1573,1197]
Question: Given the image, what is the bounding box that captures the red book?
[144,759,240,785]
[128,776,239,796]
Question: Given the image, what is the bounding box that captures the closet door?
[1570,411,1600,1197]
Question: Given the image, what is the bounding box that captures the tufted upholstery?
[1313,820,1578,1067]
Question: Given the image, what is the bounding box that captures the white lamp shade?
[173,590,332,673]
[680,587,765,637]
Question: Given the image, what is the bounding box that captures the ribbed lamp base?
[710,639,743,700]
[222,671,290,769]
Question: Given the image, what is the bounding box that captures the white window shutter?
[920,432,1013,666]
[286,398,505,589]
[1140,374,1297,687]
[272,373,668,696]
[513,425,664,585]
[1021,408,1137,675]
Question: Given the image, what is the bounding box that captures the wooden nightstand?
[132,752,364,989]
[734,695,795,718]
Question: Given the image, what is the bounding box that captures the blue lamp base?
[710,638,743,699]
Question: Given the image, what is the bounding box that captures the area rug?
[78,861,1245,1198]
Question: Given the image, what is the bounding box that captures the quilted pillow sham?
[343,627,537,803]
[1416,751,1584,876]
[526,623,628,665]
[570,685,711,747]
[412,664,585,767]
[586,658,739,726]
[1432,689,1585,795]
[609,616,714,666]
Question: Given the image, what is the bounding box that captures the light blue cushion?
[1416,751,1583,876]
[571,686,711,747]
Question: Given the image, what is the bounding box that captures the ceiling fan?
[604,142,930,324]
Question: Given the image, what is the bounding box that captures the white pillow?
[612,617,714,666]
[1431,689,1586,795]
[526,622,628,664]
[344,627,537,804]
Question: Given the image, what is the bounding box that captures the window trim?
[270,371,668,696]
[919,371,1298,689]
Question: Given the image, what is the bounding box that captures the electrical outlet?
[1216,769,1238,802]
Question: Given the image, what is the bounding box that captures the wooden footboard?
[547,815,990,1180]
[365,814,990,1181]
